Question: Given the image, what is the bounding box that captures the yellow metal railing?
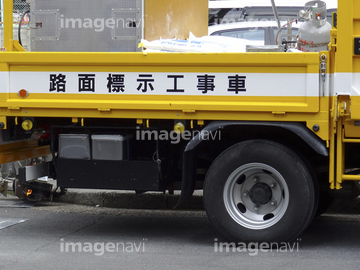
[331,95,360,189]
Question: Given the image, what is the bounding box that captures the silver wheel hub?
[223,163,289,230]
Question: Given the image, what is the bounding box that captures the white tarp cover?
[140,33,250,52]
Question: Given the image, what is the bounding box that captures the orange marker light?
[18,89,29,98]
[26,189,32,196]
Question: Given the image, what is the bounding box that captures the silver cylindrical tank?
[298,1,331,52]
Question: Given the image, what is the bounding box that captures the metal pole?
[4,0,13,50]
[270,0,281,30]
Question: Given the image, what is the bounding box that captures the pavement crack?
[34,216,104,253]
[61,216,104,238]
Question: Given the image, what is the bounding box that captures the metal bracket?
[354,37,360,55]
[18,163,49,183]
[320,54,327,96]
[337,95,351,121]
[329,29,337,51]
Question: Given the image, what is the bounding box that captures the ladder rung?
[342,175,360,181]
[343,138,360,143]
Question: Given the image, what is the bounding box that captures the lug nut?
[271,200,277,206]
[254,206,260,211]
[270,182,276,188]
[243,192,248,197]
[253,176,259,183]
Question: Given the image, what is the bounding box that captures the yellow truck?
[0,0,359,244]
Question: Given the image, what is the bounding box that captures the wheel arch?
[176,121,328,207]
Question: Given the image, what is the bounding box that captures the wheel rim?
[223,163,289,230]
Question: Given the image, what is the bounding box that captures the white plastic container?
[91,135,127,160]
[59,134,91,160]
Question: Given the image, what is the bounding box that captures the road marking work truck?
[0,0,359,244]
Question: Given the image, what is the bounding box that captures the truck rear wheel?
[204,140,316,244]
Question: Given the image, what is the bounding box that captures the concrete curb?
[53,189,204,210]
[3,186,360,213]
[52,189,360,214]
[326,198,360,215]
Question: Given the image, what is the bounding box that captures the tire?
[315,190,334,216]
[203,140,316,244]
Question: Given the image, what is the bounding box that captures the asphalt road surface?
[0,199,360,270]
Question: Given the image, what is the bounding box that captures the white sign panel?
[7,72,319,97]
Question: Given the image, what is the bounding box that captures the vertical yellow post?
[329,96,337,189]
[3,0,14,51]
[329,128,335,189]
[335,119,344,189]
